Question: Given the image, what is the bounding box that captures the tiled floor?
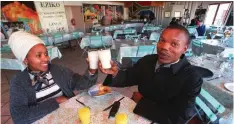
[1,43,137,124]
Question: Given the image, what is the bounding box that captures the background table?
[80,35,115,49]
[113,39,156,63]
[34,91,151,124]
[187,55,233,117]
[1,46,62,71]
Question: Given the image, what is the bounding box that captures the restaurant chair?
[52,32,64,46]
[185,88,225,124]
[149,32,160,42]
[109,25,115,32]
[124,28,136,34]
[39,35,50,46]
[71,31,81,48]
[80,36,103,57]
[89,36,104,49]
[185,48,193,57]
[192,39,203,56]
[122,45,155,65]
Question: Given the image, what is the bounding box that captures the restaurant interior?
[1,1,233,124]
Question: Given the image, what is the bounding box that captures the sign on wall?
[34,1,68,33]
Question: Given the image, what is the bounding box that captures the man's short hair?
[164,25,191,45]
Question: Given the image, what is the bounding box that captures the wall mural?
[82,4,123,23]
[1,1,43,36]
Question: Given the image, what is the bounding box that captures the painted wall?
[63,1,124,6]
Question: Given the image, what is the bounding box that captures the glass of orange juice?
[78,107,90,124]
[115,113,128,124]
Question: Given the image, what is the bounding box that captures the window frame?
[205,2,232,26]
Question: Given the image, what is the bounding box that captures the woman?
[9,31,98,124]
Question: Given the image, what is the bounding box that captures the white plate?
[224,83,234,92]
[88,84,112,97]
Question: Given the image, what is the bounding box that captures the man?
[169,17,178,26]
[99,25,203,124]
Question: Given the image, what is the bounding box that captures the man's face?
[24,44,50,72]
[157,28,188,64]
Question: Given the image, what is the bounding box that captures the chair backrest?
[185,48,193,57]
[195,97,218,122]
[187,27,197,35]
[53,33,63,44]
[89,36,103,48]
[192,39,203,47]
[123,28,136,34]
[72,31,79,39]
[195,88,226,122]
[39,36,50,46]
[200,89,225,114]
[149,32,160,42]
[109,25,115,31]
[136,45,155,57]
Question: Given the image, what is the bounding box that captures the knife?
[108,101,120,118]
[207,76,221,81]
[103,97,125,111]
[76,99,88,107]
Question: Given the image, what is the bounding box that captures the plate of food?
[88,84,112,97]
[224,83,234,93]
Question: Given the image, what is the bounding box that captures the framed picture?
[165,12,170,18]
[175,11,181,17]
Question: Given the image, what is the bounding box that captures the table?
[141,26,162,33]
[199,39,234,58]
[38,31,84,46]
[113,29,137,39]
[113,39,156,63]
[80,35,116,49]
[187,55,233,107]
[1,46,62,71]
[34,91,151,124]
[187,54,233,121]
[95,23,144,32]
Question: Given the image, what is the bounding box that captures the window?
[204,2,232,26]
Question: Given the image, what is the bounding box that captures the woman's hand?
[86,58,98,74]
[56,96,68,104]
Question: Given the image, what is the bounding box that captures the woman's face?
[24,44,50,72]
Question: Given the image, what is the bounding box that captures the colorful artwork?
[83,4,123,23]
[1,1,43,35]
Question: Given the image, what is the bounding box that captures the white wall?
[124,8,129,20]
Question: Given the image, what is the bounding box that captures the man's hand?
[98,60,119,77]
[131,92,143,103]
[86,58,98,74]
[56,96,68,104]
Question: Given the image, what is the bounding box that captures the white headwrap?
[8,31,45,62]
